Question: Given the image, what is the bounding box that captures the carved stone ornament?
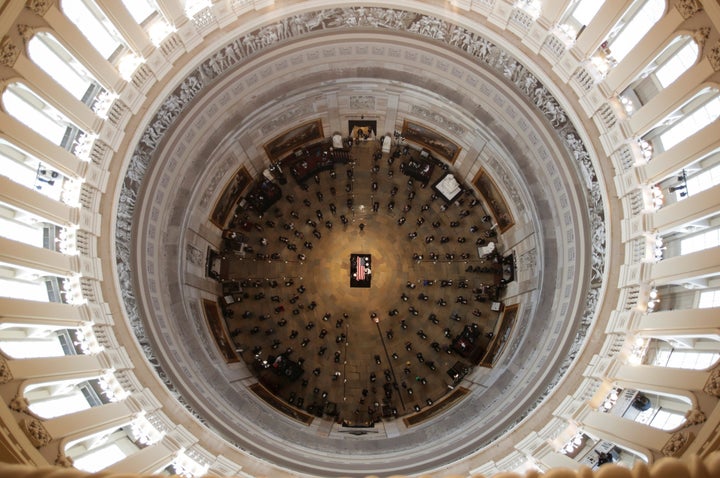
[55,453,74,468]
[0,37,20,68]
[709,40,720,72]
[694,27,711,49]
[16,24,35,44]
[675,0,703,20]
[703,367,720,396]
[9,395,30,413]
[661,431,691,457]
[0,355,13,384]
[684,408,706,426]
[20,418,51,448]
[26,0,54,16]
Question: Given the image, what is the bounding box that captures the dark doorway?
[348,120,377,140]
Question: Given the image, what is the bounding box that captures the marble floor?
[222,141,505,426]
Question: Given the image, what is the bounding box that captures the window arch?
[120,0,173,46]
[2,82,88,154]
[61,0,125,60]
[606,0,665,64]
[558,0,606,41]
[60,0,143,80]
[0,138,81,204]
[641,87,720,155]
[27,32,109,114]
[620,35,699,112]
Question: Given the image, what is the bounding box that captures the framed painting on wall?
[401,120,461,163]
[472,168,515,234]
[264,119,324,161]
[210,166,252,229]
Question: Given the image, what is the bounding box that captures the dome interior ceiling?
[112,6,606,477]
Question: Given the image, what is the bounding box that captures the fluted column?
[41,3,124,93]
[627,60,716,137]
[649,246,720,286]
[95,0,154,57]
[12,54,100,134]
[0,297,90,328]
[602,9,684,95]
[649,186,720,234]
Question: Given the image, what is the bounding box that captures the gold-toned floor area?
[222,142,504,426]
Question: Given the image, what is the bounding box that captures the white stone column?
[639,122,720,184]
[103,433,182,474]
[0,110,86,181]
[649,186,720,234]
[95,0,154,58]
[613,364,709,396]
[42,4,125,93]
[602,9,684,95]
[0,297,89,328]
[571,1,634,59]
[12,54,101,135]
[627,60,716,138]
[0,176,76,228]
[24,399,140,449]
[649,246,720,286]
[155,0,188,28]
[579,408,670,459]
[0,236,102,280]
[635,308,720,339]
[1,354,109,385]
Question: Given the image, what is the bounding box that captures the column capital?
[27,0,56,17]
[19,417,51,448]
[661,431,693,457]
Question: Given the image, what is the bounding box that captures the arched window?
[699,289,720,308]
[120,0,173,45]
[646,337,720,369]
[0,139,81,204]
[61,0,124,59]
[558,0,606,41]
[65,427,141,472]
[659,93,720,152]
[605,0,665,64]
[680,227,720,255]
[642,87,720,155]
[61,0,143,80]
[27,32,110,115]
[0,324,74,358]
[620,35,698,112]
[2,83,77,148]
